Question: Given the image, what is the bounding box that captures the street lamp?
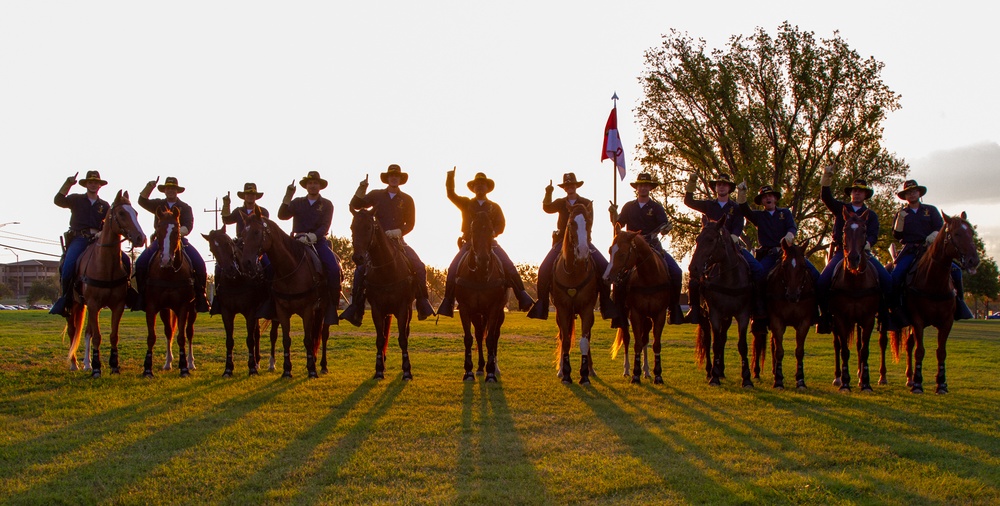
[4,247,19,298]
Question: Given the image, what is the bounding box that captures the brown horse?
[751,240,816,389]
[829,208,880,391]
[142,206,197,377]
[204,227,277,377]
[690,214,753,387]
[456,210,508,382]
[65,190,146,377]
[349,208,415,380]
[241,210,330,378]
[605,226,674,385]
[551,204,598,385]
[890,212,979,394]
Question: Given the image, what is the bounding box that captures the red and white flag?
[602,105,627,180]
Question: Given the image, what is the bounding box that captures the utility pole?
[204,198,220,230]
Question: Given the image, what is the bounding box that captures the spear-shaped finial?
[611,92,619,105]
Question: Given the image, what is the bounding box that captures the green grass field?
[0,310,998,505]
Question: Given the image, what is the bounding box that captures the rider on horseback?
[340,164,436,325]
[219,182,272,317]
[528,172,619,321]
[277,170,342,325]
[609,173,685,326]
[437,169,535,317]
[134,176,211,313]
[815,165,892,334]
[890,179,974,321]
[683,173,766,325]
[50,170,136,316]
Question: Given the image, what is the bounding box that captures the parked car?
[987,313,1000,320]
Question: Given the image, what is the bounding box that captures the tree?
[0,282,12,300]
[965,233,1000,317]
[328,235,355,296]
[637,22,906,262]
[27,275,60,305]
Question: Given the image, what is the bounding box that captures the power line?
[0,230,60,244]
[0,233,61,246]
[0,242,61,258]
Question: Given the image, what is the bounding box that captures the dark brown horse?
[551,204,598,385]
[829,208,880,391]
[204,227,277,377]
[142,206,196,378]
[241,211,330,378]
[605,226,674,385]
[349,208,415,380]
[751,240,816,389]
[690,214,753,387]
[65,190,146,377]
[890,212,979,394]
[456,210,508,382]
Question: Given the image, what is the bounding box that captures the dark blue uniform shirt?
[278,197,333,237]
[893,203,943,254]
[740,203,797,249]
[615,199,667,236]
[351,189,415,235]
[54,193,109,232]
[544,195,594,242]
[138,196,195,236]
[684,194,745,236]
[222,205,270,240]
[821,186,879,247]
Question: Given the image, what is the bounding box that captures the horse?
[204,227,278,377]
[828,208,880,392]
[65,190,146,377]
[604,226,674,385]
[751,240,816,389]
[551,204,599,385]
[348,208,415,380]
[889,211,979,394]
[241,210,330,378]
[455,210,508,382]
[690,214,753,387]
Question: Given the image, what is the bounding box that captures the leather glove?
[221,192,231,217]
[820,164,834,187]
[296,233,317,244]
[179,226,190,237]
[283,181,296,205]
[864,242,872,253]
[446,167,456,191]
[61,172,78,193]
[731,234,742,247]
[608,201,618,223]
[355,175,369,199]
[736,181,747,204]
[925,230,939,245]
[783,232,795,245]
[141,177,159,199]
[545,180,554,195]
[894,210,906,232]
[385,229,402,239]
[685,173,697,194]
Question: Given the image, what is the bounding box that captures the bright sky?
[2,1,999,270]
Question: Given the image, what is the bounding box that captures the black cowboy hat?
[630,173,660,189]
[557,172,584,189]
[843,178,874,200]
[237,182,263,199]
[896,179,927,200]
[78,170,107,187]
[299,170,328,189]
[380,164,408,185]
[709,173,737,192]
[753,185,781,205]
[157,176,185,193]
[467,172,495,193]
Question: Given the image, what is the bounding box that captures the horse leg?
[484,315,501,383]
[186,310,196,371]
[838,327,852,392]
[244,313,258,376]
[399,310,412,381]
[630,325,643,385]
[109,306,123,374]
[905,329,915,387]
[88,306,103,378]
[303,312,319,379]
[374,313,387,380]
[771,322,785,389]
[178,309,191,378]
[832,331,842,387]
[738,317,754,388]
[143,310,158,378]
[935,323,952,394]
[708,321,726,386]
[280,317,293,378]
[857,322,874,391]
[161,309,174,371]
[579,313,594,385]
[83,327,93,371]
[878,327,889,385]
[557,312,573,384]
[269,321,279,373]
[318,324,329,375]
[476,318,487,376]
[462,314,475,381]
[652,316,665,385]
[751,323,767,381]
[223,313,236,377]
[911,324,926,393]
[795,322,808,389]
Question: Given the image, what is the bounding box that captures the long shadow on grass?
[5,376,299,503]
[236,375,407,503]
[454,380,552,505]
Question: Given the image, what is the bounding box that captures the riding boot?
[437,282,455,318]
[527,298,549,320]
[132,270,146,312]
[415,298,435,320]
[609,283,628,328]
[195,289,211,313]
[256,296,276,320]
[208,285,220,316]
[324,288,340,325]
[954,274,974,320]
[598,281,620,320]
[684,283,702,325]
[506,274,535,312]
[49,279,71,316]
[340,286,366,327]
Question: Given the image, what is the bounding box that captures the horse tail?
[889,328,905,362]
[610,327,626,360]
[66,306,87,365]
[752,326,767,369]
[695,324,707,367]
[554,329,563,370]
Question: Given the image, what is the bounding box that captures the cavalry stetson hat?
[754,185,782,205]
[157,176,185,193]
[630,173,660,189]
[843,178,874,200]
[78,170,108,187]
[896,179,927,200]
[299,171,328,189]
[467,172,495,193]
[380,164,408,185]
[557,172,584,189]
[237,182,263,199]
[708,173,738,192]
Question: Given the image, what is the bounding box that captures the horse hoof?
[878,377,887,386]
[180,370,191,378]
[463,372,475,381]
[143,371,154,379]
[402,372,413,381]
[111,368,120,375]
[579,377,591,385]
[860,383,873,392]
[623,372,630,378]
[630,376,641,385]
[268,366,276,373]
[485,374,497,383]
[936,384,948,394]
[281,371,293,379]
[773,382,784,390]
[373,372,384,380]
[742,380,754,389]
[796,380,807,390]
[708,377,721,386]
[561,378,572,385]
[91,370,101,379]
[832,378,842,387]
[906,380,914,388]
[222,371,233,378]
[839,385,851,393]
[654,376,664,385]
[911,385,923,394]
[321,368,329,375]
[476,370,485,376]
[248,369,258,376]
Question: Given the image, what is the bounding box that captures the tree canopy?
[636,22,906,260]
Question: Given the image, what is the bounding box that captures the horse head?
[690,213,732,278]
[941,211,980,274]
[349,208,379,263]
[468,210,495,271]
[841,208,869,274]
[154,205,183,269]
[604,225,638,284]
[239,208,269,276]
[204,228,240,279]
[108,190,146,248]
[774,240,813,303]
[563,204,590,265]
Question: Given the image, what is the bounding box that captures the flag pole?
[611,92,619,218]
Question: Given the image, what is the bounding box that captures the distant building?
[1,260,59,297]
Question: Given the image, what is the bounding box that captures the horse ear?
[842,207,851,220]
[961,211,967,220]
[860,209,870,221]
[253,206,262,218]
[718,213,728,228]
[201,233,210,241]
[122,190,129,199]
[942,211,950,221]
[116,189,124,200]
